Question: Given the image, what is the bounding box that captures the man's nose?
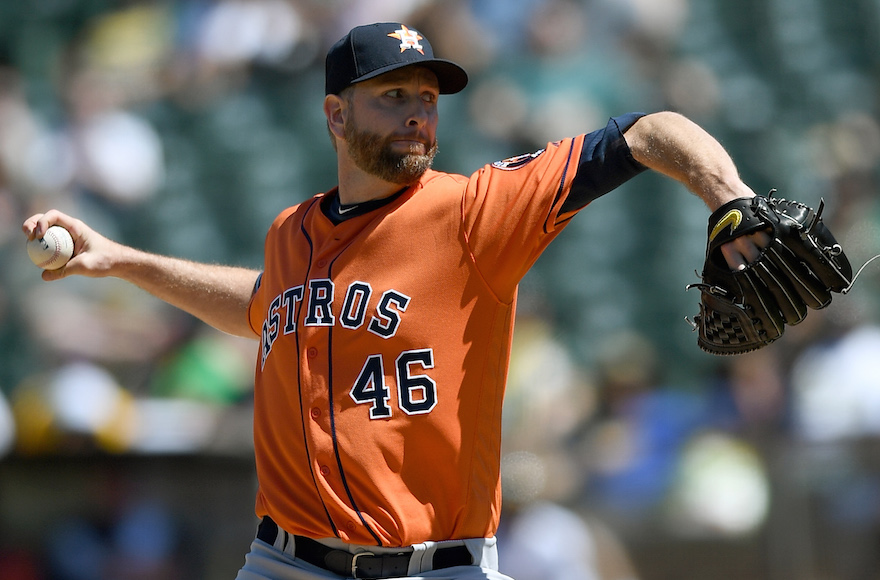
[406,100,430,127]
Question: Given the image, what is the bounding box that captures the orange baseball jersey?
[247,114,646,547]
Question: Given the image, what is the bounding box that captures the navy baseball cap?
[325,23,468,95]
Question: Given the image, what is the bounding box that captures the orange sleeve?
[461,136,587,302]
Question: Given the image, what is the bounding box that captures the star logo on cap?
[388,25,425,54]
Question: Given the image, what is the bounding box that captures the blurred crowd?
[1,0,880,579]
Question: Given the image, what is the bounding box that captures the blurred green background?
[1,1,880,579]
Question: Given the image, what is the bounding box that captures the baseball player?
[24,22,769,580]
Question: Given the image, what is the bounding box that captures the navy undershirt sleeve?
[561,112,649,214]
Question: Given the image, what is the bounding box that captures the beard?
[344,119,438,185]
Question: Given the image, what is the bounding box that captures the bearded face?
[343,109,438,185]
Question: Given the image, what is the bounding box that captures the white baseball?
[27,225,74,270]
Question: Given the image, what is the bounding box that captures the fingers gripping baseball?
[22,209,118,281]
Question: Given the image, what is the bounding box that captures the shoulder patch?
[491,149,546,170]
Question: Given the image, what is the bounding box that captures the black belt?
[256,517,473,578]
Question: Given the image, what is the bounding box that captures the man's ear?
[324,94,347,141]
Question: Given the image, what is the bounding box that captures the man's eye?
[385,89,403,98]
[422,93,437,103]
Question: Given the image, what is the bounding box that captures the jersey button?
[307,347,318,358]
[320,465,331,476]
[317,259,327,268]
[345,521,357,532]
[310,407,321,419]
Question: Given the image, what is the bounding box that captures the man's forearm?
[623,111,755,210]
[112,246,260,338]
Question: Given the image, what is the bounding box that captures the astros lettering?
[261,280,411,368]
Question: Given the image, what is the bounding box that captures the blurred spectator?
[0,63,60,204]
[195,0,306,70]
[20,274,184,364]
[503,306,595,457]
[11,361,135,455]
[59,10,168,206]
[791,324,880,442]
[787,321,880,580]
[46,497,185,580]
[579,330,772,539]
[499,304,640,579]
[148,326,254,405]
[498,451,640,580]
[703,348,789,436]
[665,431,770,537]
[582,331,703,522]
[9,353,253,456]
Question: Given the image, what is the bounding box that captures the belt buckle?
[351,551,375,578]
